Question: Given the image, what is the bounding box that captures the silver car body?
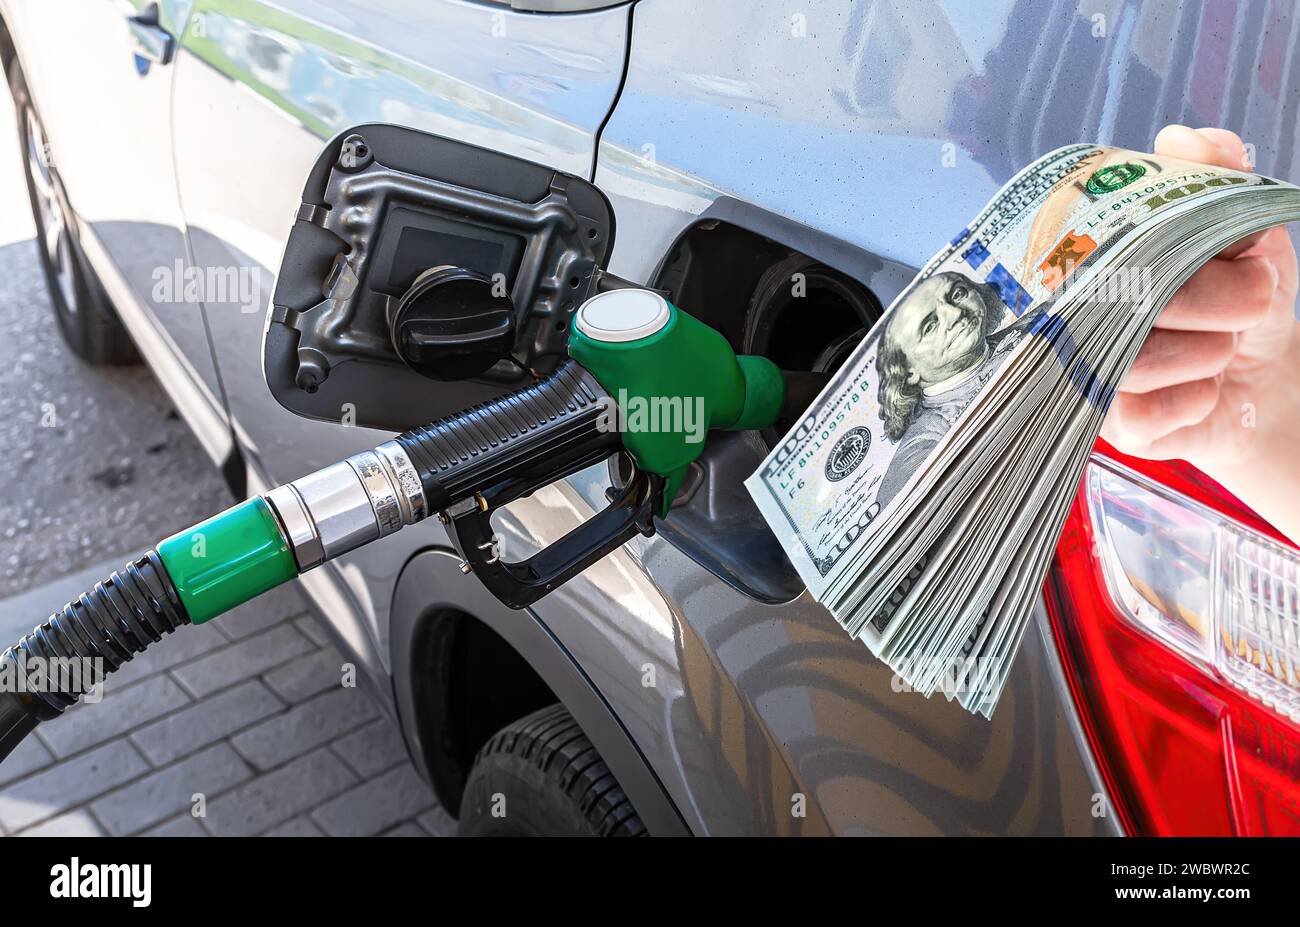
[3,0,1296,834]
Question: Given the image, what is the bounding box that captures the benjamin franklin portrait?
[874,270,1029,508]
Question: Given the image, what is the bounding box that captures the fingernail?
[1216,141,1247,167]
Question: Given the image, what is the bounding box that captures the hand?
[1100,125,1300,540]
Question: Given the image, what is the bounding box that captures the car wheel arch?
[388,546,691,835]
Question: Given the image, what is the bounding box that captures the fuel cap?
[390,265,515,381]
[574,289,671,343]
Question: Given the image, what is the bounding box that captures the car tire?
[458,703,648,837]
[8,59,137,365]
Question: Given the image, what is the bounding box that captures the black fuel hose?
[0,552,190,763]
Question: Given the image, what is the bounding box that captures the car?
[1,0,1297,836]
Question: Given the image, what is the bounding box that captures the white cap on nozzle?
[573,289,671,343]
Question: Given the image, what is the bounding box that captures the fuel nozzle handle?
[0,290,786,761]
[396,358,619,514]
[260,356,620,574]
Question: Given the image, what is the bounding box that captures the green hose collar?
[156,497,298,624]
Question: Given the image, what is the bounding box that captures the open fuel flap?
[263,123,616,431]
[261,124,880,607]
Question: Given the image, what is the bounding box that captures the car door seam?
[589,1,636,183]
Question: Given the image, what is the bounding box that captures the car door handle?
[127,4,174,67]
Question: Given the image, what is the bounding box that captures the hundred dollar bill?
[749,145,1279,595]
[745,143,1300,717]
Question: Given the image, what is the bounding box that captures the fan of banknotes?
[746,144,1300,718]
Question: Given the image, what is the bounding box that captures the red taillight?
[1048,440,1300,836]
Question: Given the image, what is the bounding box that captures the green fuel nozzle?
[568,289,784,511]
[0,290,785,763]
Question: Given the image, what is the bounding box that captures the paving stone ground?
[0,66,459,839]
[0,573,458,838]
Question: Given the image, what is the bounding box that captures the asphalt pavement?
[0,81,229,598]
